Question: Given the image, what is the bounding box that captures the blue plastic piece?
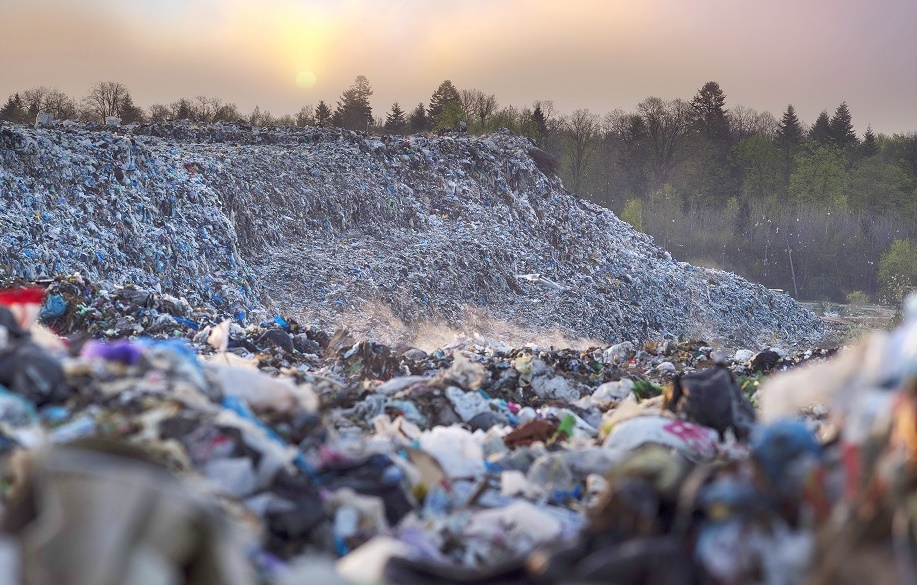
[171,316,199,330]
[39,294,68,320]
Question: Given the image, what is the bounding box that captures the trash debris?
[0,122,824,347]
[0,279,909,584]
[664,364,756,440]
[1,118,914,584]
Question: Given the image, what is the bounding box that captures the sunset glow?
[2,0,915,133]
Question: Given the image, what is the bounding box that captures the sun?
[296,71,317,89]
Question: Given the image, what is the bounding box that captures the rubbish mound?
[0,121,824,347]
[0,283,914,585]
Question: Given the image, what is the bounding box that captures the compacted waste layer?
[0,121,824,347]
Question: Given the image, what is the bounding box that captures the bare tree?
[249,105,274,127]
[213,102,241,123]
[491,105,522,133]
[637,96,692,190]
[295,104,314,127]
[533,100,556,124]
[459,89,478,122]
[193,95,221,123]
[729,105,778,139]
[22,86,77,120]
[22,87,50,117]
[474,92,498,131]
[43,88,78,120]
[562,108,600,195]
[170,98,194,120]
[84,81,128,122]
[148,104,171,122]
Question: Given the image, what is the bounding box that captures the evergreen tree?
[829,101,857,148]
[384,102,407,134]
[619,113,650,196]
[774,104,804,199]
[809,111,833,144]
[690,81,729,141]
[0,93,27,122]
[171,98,194,120]
[775,104,804,150]
[428,80,461,124]
[861,125,879,157]
[314,100,331,127]
[334,75,373,131]
[531,104,548,146]
[408,102,429,133]
[118,92,144,124]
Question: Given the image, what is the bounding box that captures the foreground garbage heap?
[0,121,823,346]
[0,281,913,585]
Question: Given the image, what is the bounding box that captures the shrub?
[620,198,644,231]
[878,239,917,304]
[845,290,869,307]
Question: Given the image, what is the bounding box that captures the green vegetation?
[878,239,917,304]
[845,290,869,307]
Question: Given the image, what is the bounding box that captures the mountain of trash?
[0,121,824,347]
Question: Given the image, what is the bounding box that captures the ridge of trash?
[0,120,824,347]
[1,279,915,584]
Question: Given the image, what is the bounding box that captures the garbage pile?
[0,121,824,347]
[0,283,913,584]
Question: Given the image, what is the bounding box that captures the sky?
[2,0,915,134]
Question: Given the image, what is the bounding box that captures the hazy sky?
[2,0,915,134]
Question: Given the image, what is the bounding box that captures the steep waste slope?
[0,122,824,346]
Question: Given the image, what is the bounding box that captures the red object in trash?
[0,286,46,330]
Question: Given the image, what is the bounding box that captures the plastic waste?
[603,415,719,461]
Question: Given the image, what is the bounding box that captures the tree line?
[543,82,917,306]
[2,78,915,304]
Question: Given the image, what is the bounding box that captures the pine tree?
[334,75,373,131]
[408,102,429,133]
[118,92,144,124]
[531,104,548,145]
[0,93,27,122]
[861,125,879,157]
[829,101,857,148]
[427,80,460,123]
[171,98,194,120]
[690,81,729,141]
[775,104,804,149]
[809,111,833,144]
[314,100,331,127]
[384,102,407,134]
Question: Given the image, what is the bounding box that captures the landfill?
[0,275,911,584]
[0,120,824,347]
[3,121,916,584]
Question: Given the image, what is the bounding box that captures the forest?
[2,78,916,304]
